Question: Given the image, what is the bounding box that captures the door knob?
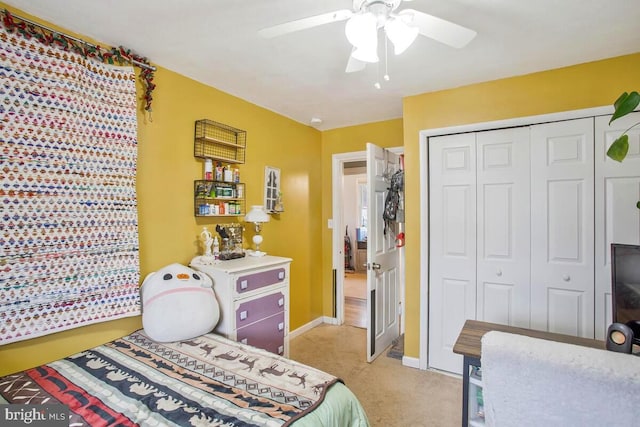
[371,262,381,270]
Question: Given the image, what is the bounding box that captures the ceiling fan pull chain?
[384,35,390,82]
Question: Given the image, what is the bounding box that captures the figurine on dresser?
[194,226,217,265]
[201,227,214,257]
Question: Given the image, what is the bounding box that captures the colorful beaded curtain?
[0,22,141,344]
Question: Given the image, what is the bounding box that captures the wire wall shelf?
[194,119,246,164]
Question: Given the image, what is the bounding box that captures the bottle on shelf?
[223,165,233,182]
[204,159,213,180]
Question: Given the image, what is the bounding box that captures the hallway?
[345,272,366,328]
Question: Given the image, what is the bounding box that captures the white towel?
[481,331,640,427]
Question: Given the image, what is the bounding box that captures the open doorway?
[331,147,405,339]
[343,161,367,328]
[332,151,366,329]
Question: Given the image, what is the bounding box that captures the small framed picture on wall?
[264,166,281,213]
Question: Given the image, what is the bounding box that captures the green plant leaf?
[606,134,629,162]
[613,92,629,110]
[636,200,640,210]
[610,91,640,124]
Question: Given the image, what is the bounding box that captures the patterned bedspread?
[0,330,340,426]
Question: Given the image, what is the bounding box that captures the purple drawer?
[236,292,285,328]
[236,312,285,355]
[236,268,286,294]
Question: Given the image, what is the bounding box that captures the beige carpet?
[290,324,462,427]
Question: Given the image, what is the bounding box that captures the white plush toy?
[141,263,220,342]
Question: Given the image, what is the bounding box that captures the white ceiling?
[4,0,640,130]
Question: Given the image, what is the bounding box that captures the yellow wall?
[400,52,640,358]
[0,4,322,376]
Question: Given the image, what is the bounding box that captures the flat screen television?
[611,243,640,344]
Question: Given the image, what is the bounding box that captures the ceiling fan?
[258,0,477,73]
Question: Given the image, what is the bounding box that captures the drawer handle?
[240,310,248,320]
[278,322,284,331]
[278,297,284,307]
[278,271,285,280]
[240,280,248,290]
[563,275,571,282]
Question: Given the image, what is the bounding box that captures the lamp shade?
[384,17,418,55]
[244,205,270,223]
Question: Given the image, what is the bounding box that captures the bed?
[0,329,369,426]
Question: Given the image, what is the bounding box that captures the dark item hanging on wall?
[383,170,404,235]
[344,225,354,272]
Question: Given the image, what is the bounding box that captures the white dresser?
[190,255,292,356]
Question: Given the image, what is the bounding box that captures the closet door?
[594,112,640,340]
[476,127,531,328]
[428,133,476,374]
[530,118,594,338]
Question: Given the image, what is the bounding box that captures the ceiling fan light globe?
[345,11,378,49]
[385,17,418,55]
[352,46,379,63]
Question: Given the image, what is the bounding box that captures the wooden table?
[453,320,605,427]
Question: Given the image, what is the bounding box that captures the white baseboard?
[321,316,339,325]
[402,355,420,369]
[288,317,326,340]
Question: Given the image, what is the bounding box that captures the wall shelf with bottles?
[194,119,246,164]
[194,180,246,217]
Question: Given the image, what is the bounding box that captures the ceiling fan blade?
[345,50,366,73]
[399,9,477,48]
[258,9,353,38]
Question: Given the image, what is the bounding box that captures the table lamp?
[244,205,270,256]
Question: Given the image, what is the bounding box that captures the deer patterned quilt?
[0,330,346,426]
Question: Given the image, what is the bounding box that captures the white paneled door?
[429,128,530,374]
[530,118,595,338]
[476,128,531,328]
[366,143,400,362]
[428,133,477,374]
[594,112,640,340]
